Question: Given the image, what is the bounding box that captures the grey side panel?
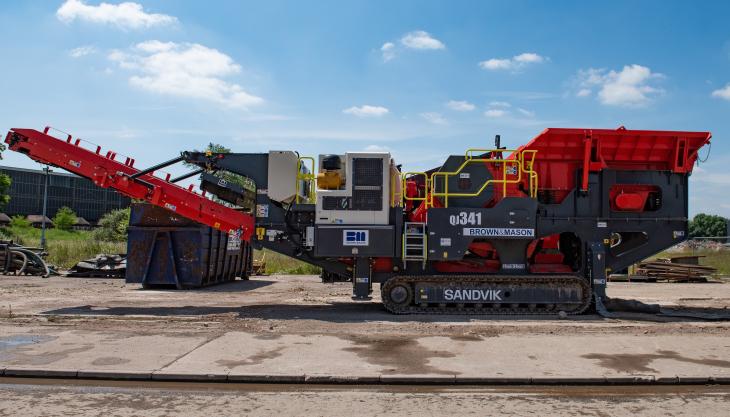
[426,198,537,271]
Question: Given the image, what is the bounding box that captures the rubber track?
[381,275,592,315]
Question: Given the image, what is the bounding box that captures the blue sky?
[0,0,729,216]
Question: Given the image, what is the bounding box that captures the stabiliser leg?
[352,257,372,301]
[589,242,615,318]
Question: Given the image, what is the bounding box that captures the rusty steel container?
[125,203,252,288]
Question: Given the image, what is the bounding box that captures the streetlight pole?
[40,165,50,249]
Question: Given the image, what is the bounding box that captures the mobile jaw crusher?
[5,126,711,314]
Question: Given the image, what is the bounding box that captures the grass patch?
[2,224,318,274]
[256,249,321,275]
[45,239,127,269]
[2,226,126,269]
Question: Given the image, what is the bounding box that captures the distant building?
[73,217,92,231]
[27,214,53,228]
[0,165,130,223]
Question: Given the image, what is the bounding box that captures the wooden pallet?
[633,260,716,282]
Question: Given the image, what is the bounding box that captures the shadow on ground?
[134,279,276,293]
[40,302,730,323]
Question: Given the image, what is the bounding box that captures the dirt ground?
[1,274,730,416]
[0,273,728,338]
[1,380,729,417]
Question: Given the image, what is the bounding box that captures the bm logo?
[343,230,369,246]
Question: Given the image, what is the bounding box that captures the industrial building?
[0,165,130,223]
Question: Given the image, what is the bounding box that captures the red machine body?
[400,126,711,275]
[517,126,710,202]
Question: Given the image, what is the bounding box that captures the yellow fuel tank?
[317,171,343,190]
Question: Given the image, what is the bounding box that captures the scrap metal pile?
[67,254,126,278]
[0,240,56,277]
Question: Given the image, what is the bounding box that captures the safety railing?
[402,149,538,209]
[295,156,317,204]
[390,168,403,207]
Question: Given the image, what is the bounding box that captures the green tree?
[53,206,77,231]
[688,213,728,238]
[0,143,11,209]
[92,208,131,242]
[185,142,255,208]
[10,215,30,229]
[0,174,10,210]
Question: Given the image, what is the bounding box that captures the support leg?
[352,257,372,301]
[589,242,614,317]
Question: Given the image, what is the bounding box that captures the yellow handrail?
[295,156,316,203]
[389,169,403,207]
[401,148,538,209]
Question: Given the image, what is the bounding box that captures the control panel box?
[313,225,395,257]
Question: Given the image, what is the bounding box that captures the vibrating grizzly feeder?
[5,126,711,314]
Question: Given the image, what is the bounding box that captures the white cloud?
[108,41,263,109]
[380,30,445,62]
[482,102,535,119]
[56,0,177,29]
[575,64,664,107]
[513,53,544,64]
[479,58,511,70]
[400,30,445,50]
[136,40,176,53]
[517,108,535,117]
[484,109,507,118]
[479,52,546,71]
[445,100,475,111]
[342,105,389,118]
[711,84,730,100]
[364,144,390,152]
[69,45,96,58]
[420,112,447,125]
[381,42,395,61]
[488,101,511,108]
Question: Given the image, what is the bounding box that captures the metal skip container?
[125,203,252,288]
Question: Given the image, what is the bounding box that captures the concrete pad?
[160,332,384,378]
[77,370,152,380]
[678,376,711,384]
[1,325,730,383]
[4,367,77,378]
[227,373,305,383]
[454,377,532,384]
[419,335,730,380]
[304,374,380,383]
[530,377,607,385]
[604,375,655,384]
[380,374,456,384]
[151,371,227,382]
[0,329,208,372]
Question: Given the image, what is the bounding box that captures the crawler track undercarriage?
[381,275,592,315]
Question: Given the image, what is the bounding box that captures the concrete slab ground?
[1,274,729,382]
[1,325,730,382]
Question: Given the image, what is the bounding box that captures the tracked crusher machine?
[5,126,711,315]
